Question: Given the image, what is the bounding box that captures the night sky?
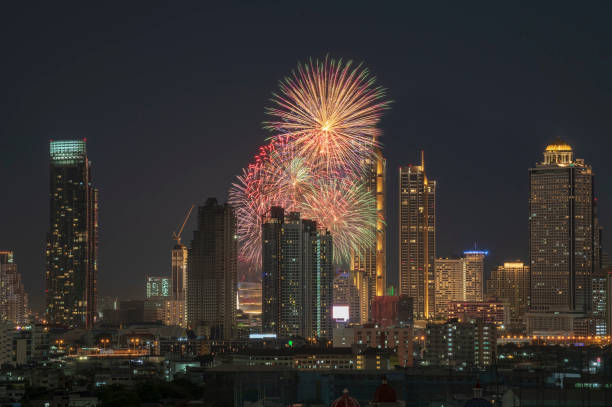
[2,2,612,312]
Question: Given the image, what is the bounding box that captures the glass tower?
[46,140,98,329]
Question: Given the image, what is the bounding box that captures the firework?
[230,56,388,271]
[301,178,377,262]
[265,56,388,174]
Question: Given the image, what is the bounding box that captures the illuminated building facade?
[425,320,496,369]
[237,281,262,315]
[146,276,171,299]
[463,250,487,301]
[333,271,364,324]
[171,243,188,301]
[448,300,510,327]
[46,140,98,329]
[527,141,595,332]
[592,267,609,335]
[261,208,333,338]
[351,148,386,310]
[486,262,530,331]
[399,152,436,319]
[0,252,29,325]
[434,258,464,317]
[355,325,414,368]
[187,198,237,339]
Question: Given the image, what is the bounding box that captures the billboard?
[333,305,350,322]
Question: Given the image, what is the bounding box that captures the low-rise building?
[354,325,413,367]
[425,319,496,370]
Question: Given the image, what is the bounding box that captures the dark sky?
[1,2,612,311]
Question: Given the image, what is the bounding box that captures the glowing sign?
[249,333,277,339]
[333,305,350,322]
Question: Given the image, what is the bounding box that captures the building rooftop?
[545,139,572,152]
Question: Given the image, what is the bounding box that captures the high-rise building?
[261,208,334,338]
[399,152,436,319]
[434,258,464,317]
[146,276,171,299]
[486,262,530,331]
[187,198,237,339]
[171,243,188,301]
[333,272,364,324]
[592,267,608,335]
[527,141,595,333]
[46,140,98,329]
[0,252,29,325]
[463,250,487,301]
[168,242,189,328]
[351,149,386,310]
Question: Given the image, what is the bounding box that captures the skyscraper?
[486,262,530,332]
[46,140,98,329]
[463,250,487,302]
[527,141,595,333]
[261,208,333,338]
[351,148,386,309]
[0,251,29,325]
[333,271,364,324]
[171,243,188,301]
[399,152,436,319]
[434,258,464,317]
[187,198,237,339]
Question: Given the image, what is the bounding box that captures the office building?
[351,149,386,310]
[425,320,496,369]
[45,139,98,329]
[434,250,488,317]
[261,207,333,338]
[187,198,237,339]
[592,267,609,335]
[527,141,595,333]
[333,271,366,324]
[146,276,171,299]
[486,262,530,332]
[434,258,464,317]
[447,300,510,327]
[399,151,436,319]
[463,250,487,301]
[0,252,29,325]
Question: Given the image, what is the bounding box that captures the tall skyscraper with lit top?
[399,152,436,319]
[527,140,595,333]
[46,140,98,329]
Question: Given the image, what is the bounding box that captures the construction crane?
[172,204,195,245]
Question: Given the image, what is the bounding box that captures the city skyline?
[2,3,612,310]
